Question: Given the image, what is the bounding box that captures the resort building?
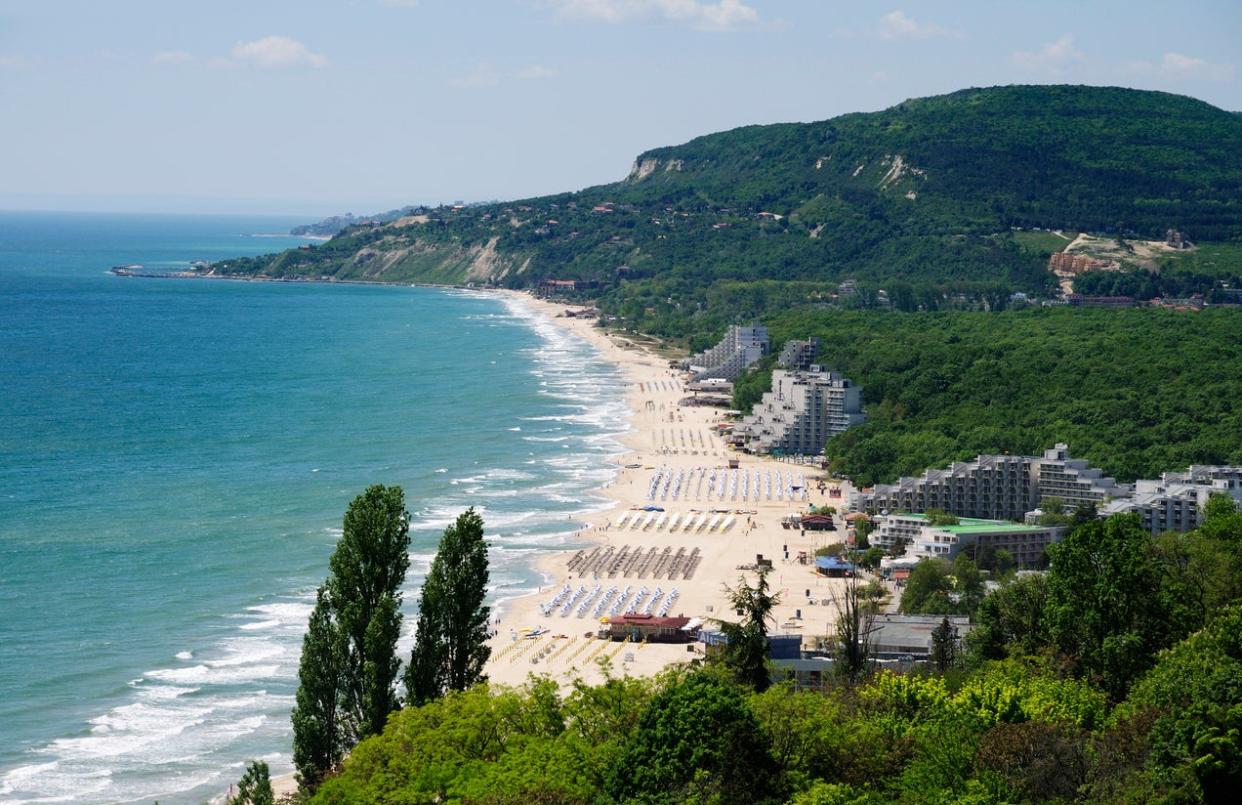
[733,365,865,456]
[850,443,1128,521]
[777,337,821,371]
[872,512,1064,568]
[686,324,770,381]
[1099,465,1242,534]
[1030,443,1128,509]
[870,614,973,660]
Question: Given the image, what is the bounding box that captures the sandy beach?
[483,291,853,689]
[263,290,851,798]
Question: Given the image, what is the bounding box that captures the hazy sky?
[1,0,1239,215]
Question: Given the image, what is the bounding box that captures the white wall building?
[1100,465,1242,534]
[777,337,820,371]
[873,512,1064,568]
[686,324,769,381]
[851,443,1128,522]
[733,365,865,456]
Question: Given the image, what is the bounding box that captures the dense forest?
[291,506,1242,804]
[212,85,1242,333]
[727,307,1242,486]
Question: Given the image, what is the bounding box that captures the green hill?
[216,85,1242,333]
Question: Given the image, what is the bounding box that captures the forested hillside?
[214,85,1242,334]
[734,307,1242,486]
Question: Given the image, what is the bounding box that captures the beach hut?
[815,556,856,578]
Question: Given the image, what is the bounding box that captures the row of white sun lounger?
[616,510,736,534]
[540,582,684,619]
[647,466,810,503]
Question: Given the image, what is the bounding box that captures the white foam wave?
[238,618,280,631]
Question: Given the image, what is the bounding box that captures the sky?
[1,0,1239,216]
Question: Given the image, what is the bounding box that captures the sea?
[0,211,628,803]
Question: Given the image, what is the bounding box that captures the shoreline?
[264,286,852,799]
[479,290,852,690]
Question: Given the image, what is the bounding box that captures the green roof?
[935,522,1046,535]
[892,512,1044,534]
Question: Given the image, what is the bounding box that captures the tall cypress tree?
[291,587,347,790]
[405,507,491,703]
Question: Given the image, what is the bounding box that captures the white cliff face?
[628,158,660,181]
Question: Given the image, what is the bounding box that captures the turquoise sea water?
[0,212,626,802]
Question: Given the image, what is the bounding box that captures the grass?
[1160,241,1242,277]
[1009,229,1073,256]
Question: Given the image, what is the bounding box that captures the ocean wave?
[4,290,626,804]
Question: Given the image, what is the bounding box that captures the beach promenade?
[484,292,852,688]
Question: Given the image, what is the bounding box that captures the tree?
[291,586,347,790]
[975,722,1089,801]
[930,617,958,672]
[405,508,492,704]
[1070,502,1098,528]
[1203,491,1239,522]
[952,554,985,614]
[716,567,780,692]
[404,609,444,707]
[833,569,876,684]
[924,508,960,526]
[854,517,875,548]
[1045,513,1172,699]
[899,559,955,614]
[605,670,781,805]
[858,546,886,571]
[964,574,1050,663]
[228,760,274,805]
[1199,491,1242,542]
[329,484,410,740]
[292,485,410,791]
[1118,603,1242,801]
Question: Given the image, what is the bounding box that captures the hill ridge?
[212,84,1242,334]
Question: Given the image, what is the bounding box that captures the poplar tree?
[292,484,410,790]
[405,508,491,703]
[291,587,347,790]
[330,484,410,739]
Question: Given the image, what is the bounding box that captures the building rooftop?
[889,512,1045,534]
[936,522,1049,535]
[871,614,973,655]
[606,614,691,628]
[815,556,857,571]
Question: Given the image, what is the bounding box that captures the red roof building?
[600,614,697,643]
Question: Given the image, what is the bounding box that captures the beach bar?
[599,614,700,643]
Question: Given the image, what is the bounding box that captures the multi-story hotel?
[777,337,820,371]
[851,444,1128,521]
[685,323,769,381]
[1100,465,1242,534]
[733,365,865,456]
